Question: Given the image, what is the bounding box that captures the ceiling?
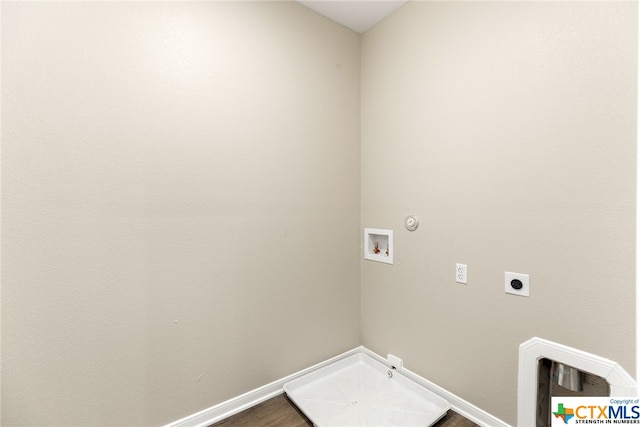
[296,1,408,34]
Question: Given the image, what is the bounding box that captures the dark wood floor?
[210,394,480,427]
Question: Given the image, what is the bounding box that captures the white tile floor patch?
[285,354,449,427]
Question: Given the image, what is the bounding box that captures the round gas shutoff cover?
[404,215,419,231]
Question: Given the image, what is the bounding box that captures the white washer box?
[364,228,393,265]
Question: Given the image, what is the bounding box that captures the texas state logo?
[554,403,576,424]
[551,397,640,426]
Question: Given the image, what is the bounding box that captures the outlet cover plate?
[505,271,530,297]
[456,263,468,284]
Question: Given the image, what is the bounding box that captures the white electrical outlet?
[505,271,529,297]
[456,263,468,284]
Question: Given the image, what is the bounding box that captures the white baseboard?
[400,366,511,427]
[356,347,511,427]
[165,346,510,427]
[165,346,363,427]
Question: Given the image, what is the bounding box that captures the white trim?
[402,368,510,427]
[356,347,509,426]
[397,363,510,427]
[165,346,509,427]
[165,346,363,427]
[517,337,637,427]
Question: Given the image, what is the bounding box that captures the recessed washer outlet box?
[364,228,393,264]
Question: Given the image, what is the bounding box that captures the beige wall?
[3,1,638,426]
[1,2,361,425]
[361,2,637,425]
